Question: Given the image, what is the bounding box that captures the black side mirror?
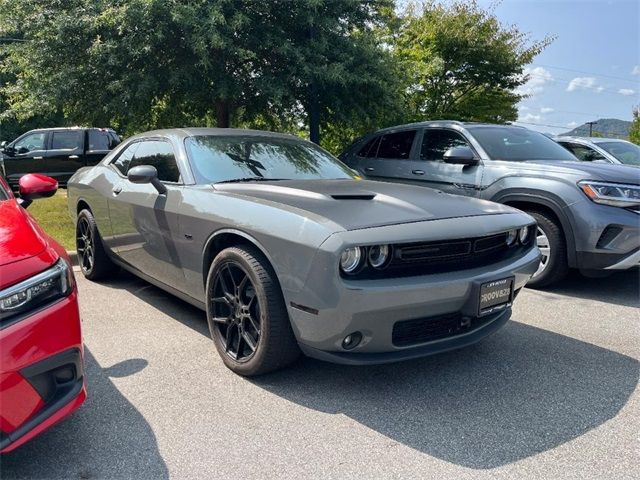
[127,165,167,194]
[443,146,478,165]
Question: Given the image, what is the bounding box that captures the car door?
[382,128,484,197]
[1,131,48,190]
[86,129,120,166]
[107,139,186,289]
[46,130,85,185]
[355,129,420,181]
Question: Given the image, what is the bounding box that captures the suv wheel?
[527,211,569,288]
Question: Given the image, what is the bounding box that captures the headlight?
[340,247,363,274]
[0,259,74,323]
[519,226,530,244]
[368,245,391,269]
[506,229,518,246]
[578,181,640,208]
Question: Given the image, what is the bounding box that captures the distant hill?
[561,118,631,139]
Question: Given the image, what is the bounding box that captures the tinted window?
[376,131,416,159]
[51,131,83,150]
[421,130,470,161]
[468,126,577,161]
[112,143,139,176]
[185,135,356,184]
[129,141,180,183]
[88,130,120,150]
[13,132,47,152]
[558,142,606,162]
[358,136,381,158]
[598,141,640,166]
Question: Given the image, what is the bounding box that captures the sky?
[473,0,640,135]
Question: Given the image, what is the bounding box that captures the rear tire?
[526,210,569,288]
[76,209,116,281]
[205,246,300,376]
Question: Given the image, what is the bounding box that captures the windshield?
[468,126,577,161]
[185,135,357,184]
[597,141,640,166]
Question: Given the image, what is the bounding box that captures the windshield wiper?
[215,177,289,184]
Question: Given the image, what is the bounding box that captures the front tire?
[205,246,300,376]
[526,210,569,288]
[76,209,116,280]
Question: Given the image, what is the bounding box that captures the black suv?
[0,127,121,189]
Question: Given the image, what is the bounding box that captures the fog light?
[506,229,517,246]
[342,331,363,350]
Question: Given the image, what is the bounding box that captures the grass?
[28,190,76,251]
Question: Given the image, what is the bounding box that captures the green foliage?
[0,0,550,153]
[629,107,640,145]
[391,1,552,123]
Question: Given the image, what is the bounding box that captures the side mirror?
[18,173,58,208]
[443,146,479,166]
[127,165,166,194]
[0,141,6,149]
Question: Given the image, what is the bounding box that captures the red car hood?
[0,200,59,289]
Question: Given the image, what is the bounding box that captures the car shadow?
[250,320,639,469]
[532,269,639,308]
[1,349,168,479]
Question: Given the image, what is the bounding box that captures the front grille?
[383,232,514,278]
[392,312,498,347]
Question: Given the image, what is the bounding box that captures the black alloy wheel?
[210,262,262,362]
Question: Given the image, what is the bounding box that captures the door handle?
[112,186,122,196]
[412,169,425,175]
[33,156,44,160]
[364,167,375,172]
[69,155,79,159]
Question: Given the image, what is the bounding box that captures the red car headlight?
[0,259,74,323]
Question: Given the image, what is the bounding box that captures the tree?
[391,1,552,123]
[630,107,640,145]
[0,0,397,143]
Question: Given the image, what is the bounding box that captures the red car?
[0,173,86,453]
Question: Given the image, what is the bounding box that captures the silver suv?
[340,121,640,287]
[554,136,640,166]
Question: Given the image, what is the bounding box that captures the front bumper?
[567,200,640,271]
[0,290,86,453]
[286,245,540,365]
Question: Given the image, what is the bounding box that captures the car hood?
[213,179,518,231]
[0,200,48,268]
[521,160,640,182]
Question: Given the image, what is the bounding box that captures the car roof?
[25,127,116,133]
[555,136,630,144]
[371,120,528,134]
[130,127,301,141]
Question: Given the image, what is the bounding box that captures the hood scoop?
[330,193,377,200]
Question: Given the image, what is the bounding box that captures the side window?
[376,130,416,159]
[421,129,470,161]
[562,143,605,162]
[13,132,47,152]
[358,136,381,158]
[111,143,139,176]
[129,141,180,183]
[51,131,83,150]
[88,130,114,151]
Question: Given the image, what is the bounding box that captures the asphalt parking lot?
[2,269,638,479]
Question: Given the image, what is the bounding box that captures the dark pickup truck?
[0,127,121,189]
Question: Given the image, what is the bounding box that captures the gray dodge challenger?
[67,128,540,376]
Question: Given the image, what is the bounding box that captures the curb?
[67,250,78,267]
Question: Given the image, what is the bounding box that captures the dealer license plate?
[479,277,514,316]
